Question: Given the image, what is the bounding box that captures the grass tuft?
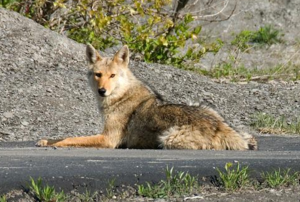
[78,189,98,202]
[250,25,283,45]
[137,167,199,198]
[29,177,67,202]
[231,25,283,51]
[106,178,116,199]
[251,113,300,135]
[262,168,299,188]
[216,162,250,191]
[0,195,6,202]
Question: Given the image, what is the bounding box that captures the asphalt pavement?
[1,136,300,194]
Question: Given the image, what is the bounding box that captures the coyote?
[36,44,257,150]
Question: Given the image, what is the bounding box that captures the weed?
[251,25,283,45]
[78,190,98,202]
[269,64,300,81]
[232,25,283,50]
[106,178,116,198]
[0,0,15,8]
[216,162,250,191]
[206,63,252,81]
[201,63,300,82]
[231,30,254,51]
[262,168,299,188]
[29,177,67,202]
[208,25,285,82]
[251,113,300,134]
[137,167,199,198]
[0,195,6,202]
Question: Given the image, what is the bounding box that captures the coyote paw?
[35,139,48,147]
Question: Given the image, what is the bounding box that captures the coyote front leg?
[36,134,112,148]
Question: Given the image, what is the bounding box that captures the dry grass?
[251,113,300,135]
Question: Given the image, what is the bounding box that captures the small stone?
[46,88,52,93]
[21,121,29,126]
[3,112,14,118]
[203,92,213,97]
[251,89,260,94]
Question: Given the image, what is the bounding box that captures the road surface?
[0,136,300,194]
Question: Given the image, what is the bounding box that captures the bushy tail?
[159,125,258,150]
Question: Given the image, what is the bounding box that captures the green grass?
[1,165,300,201]
[198,63,300,82]
[262,168,299,188]
[201,63,252,81]
[231,25,283,51]
[251,113,300,135]
[231,30,254,51]
[105,179,116,199]
[199,25,292,82]
[251,25,283,45]
[78,190,98,202]
[194,25,297,82]
[0,195,6,202]
[137,167,199,198]
[183,63,253,82]
[29,177,67,202]
[216,162,250,191]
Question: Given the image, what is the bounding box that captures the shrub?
[0,0,220,67]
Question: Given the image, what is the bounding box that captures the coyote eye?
[95,73,102,78]
[110,74,116,78]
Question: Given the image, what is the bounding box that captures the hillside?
[0,7,299,142]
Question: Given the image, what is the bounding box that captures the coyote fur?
[36,44,257,150]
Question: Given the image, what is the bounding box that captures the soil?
[3,186,300,202]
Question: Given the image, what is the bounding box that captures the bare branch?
[173,0,237,23]
[200,1,237,22]
[192,0,229,19]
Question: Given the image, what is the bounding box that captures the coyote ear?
[113,45,129,66]
[86,44,102,64]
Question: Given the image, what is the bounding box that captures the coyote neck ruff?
[36,44,257,150]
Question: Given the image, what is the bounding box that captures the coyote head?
[86,44,133,99]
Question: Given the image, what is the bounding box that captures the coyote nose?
[98,88,106,96]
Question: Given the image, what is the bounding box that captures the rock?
[46,88,53,93]
[21,121,29,126]
[3,112,14,119]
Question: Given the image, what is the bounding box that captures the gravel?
[1,8,300,143]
